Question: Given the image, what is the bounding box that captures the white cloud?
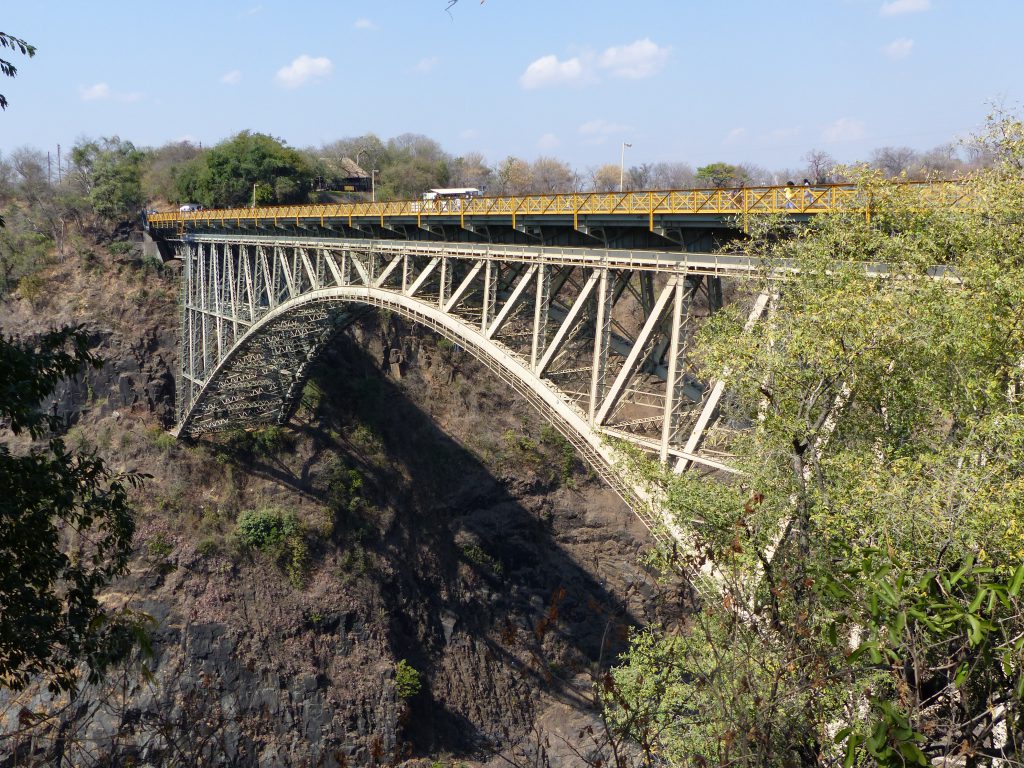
[519,54,586,89]
[880,0,930,15]
[537,132,560,150]
[220,69,242,85]
[520,38,669,90]
[598,38,670,79]
[354,17,376,29]
[822,117,866,143]
[884,37,914,59]
[80,82,110,101]
[723,127,746,145]
[79,82,143,102]
[579,119,630,136]
[275,55,333,89]
[414,57,439,73]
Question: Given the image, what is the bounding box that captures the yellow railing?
[147,182,974,228]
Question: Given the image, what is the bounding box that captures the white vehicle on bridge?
[414,187,481,213]
[179,203,204,212]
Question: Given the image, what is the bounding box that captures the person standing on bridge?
[784,180,796,209]
[803,178,814,207]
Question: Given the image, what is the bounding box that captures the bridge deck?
[147,182,971,244]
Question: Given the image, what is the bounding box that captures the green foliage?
[175,131,314,208]
[0,326,146,693]
[394,659,422,699]
[146,534,173,559]
[0,31,36,111]
[460,543,503,575]
[695,161,744,188]
[195,537,220,557]
[540,424,576,486]
[235,508,298,549]
[235,508,308,587]
[147,425,177,452]
[70,137,145,223]
[610,114,1024,765]
[0,210,53,296]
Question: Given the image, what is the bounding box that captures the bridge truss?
[176,235,775,541]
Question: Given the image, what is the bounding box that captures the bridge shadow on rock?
[290,320,655,759]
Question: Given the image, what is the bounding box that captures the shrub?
[196,537,220,556]
[394,659,421,699]
[108,241,133,255]
[147,534,173,558]
[236,508,297,549]
[17,272,46,304]
[147,426,177,452]
[461,544,503,575]
[235,508,308,587]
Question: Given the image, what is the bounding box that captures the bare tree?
[530,156,574,193]
[589,164,621,192]
[450,151,493,190]
[870,145,919,178]
[801,149,836,183]
[649,162,695,190]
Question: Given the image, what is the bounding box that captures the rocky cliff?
[0,239,684,766]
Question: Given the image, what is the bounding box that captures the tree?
[608,113,1024,765]
[70,137,144,223]
[175,131,314,208]
[801,148,836,183]
[493,156,532,195]
[649,161,695,190]
[589,163,622,192]
[0,31,35,111]
[449,151,492,191]
[530,156,574,193]
[870,145,919,178]
[695,161,744,188]
[1,327,146,693]
[140,140,202,203]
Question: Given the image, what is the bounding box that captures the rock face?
[0,246,679,766]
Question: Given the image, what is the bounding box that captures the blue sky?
[2,0,1021,171]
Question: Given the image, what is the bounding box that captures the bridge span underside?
[176,236,766,539]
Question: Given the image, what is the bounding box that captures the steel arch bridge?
[169,233,783,542]
[154,183,964,543]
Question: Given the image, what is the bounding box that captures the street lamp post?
[252,182,259,208]
[619,142,632,193]
[371,169,378,203]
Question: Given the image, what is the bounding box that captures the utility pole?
[57,144,62,184]
[619,142,632,193]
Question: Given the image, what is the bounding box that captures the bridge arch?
[180,285,684,542]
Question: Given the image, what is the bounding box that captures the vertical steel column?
[482,260,497,332]
[196,243,210,381]
[530,263,550,370]
[401,254,410,293]
[341,250,352,286]
[258,245,275,310]
[179,242,194,422]
[588,268,613,425]
[438,257,452,309]
[226,244,239,340]
[661,279,688,462]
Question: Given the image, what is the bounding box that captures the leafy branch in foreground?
[606,111,1024,767]
[0,327,148,694]
[0,31,35,110]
